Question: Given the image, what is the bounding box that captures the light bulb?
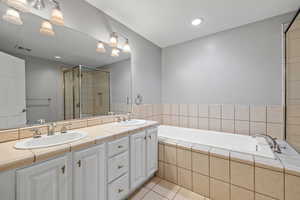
[6,0,29,12]
[123,39,131,53]
[111,48,120,57]
[96,41,106,53]
[50,8,64,26]
[40,21,55,36]
[2,8,23,25]
[109,32,118,47]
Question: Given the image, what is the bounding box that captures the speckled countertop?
[0,121,159,172]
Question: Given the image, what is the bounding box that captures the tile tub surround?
[157,137,300,200]
[0,120,158,172]
[129,103,284,139]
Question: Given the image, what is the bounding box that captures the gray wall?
[25,56,64,123]
[32,0,161,104]
[162,13,294,105]
[102,59,131,104]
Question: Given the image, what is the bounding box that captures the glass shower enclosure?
[63,65,110,120]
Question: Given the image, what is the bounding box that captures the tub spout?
[253,134,281,154]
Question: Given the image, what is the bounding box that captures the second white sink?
[117,119,146,126]
[15,131,88,149]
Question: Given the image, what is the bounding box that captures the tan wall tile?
[250,105,266,122]
[231,185,254,200]
[222,104,235,120]
[198,104,209,118]
[180,104,188,116]
[177,147,192,170]
[267,123,284,139]
[159,143,164,161]
[192,172,209,198]
[250,122,266,136]
[163,104,171,115]
[188,104,198,117]
[188,117,198,129]
[235,120,250,135]
[255,167,284,200]
[267,105,283,123]
[210,178,230,200]
[285,174,300,200]
[209,104,221,119]
[210,156,230,182]
[170,116,179,126]
[222,119,235,133]
[158,161,165,178]
[230,161,254,190]
[235,105,250,121]
[177,167,192,190]
[19,125,48,139]
[165,163,177,184]
[179,116,189,128]
[198,118,209,130]
[165,144,177,164]
[87,118,102,127]
[209,118,221,131]
[192,151,209,175]
[171,104,179,115]
[0,129,19,143]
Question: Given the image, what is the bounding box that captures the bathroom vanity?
[0,121,158,200]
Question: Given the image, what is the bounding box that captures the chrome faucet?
[253,134,281,153]
[48,122,57,136]
[31,128,42,138]
[61,123,72,134]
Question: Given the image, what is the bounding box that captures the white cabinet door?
[130,131,146,189]
[73,144,106,200]
[146,128,158,176]
[17,156,69,200]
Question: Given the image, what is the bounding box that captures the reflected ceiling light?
[50,6,64,26]
[54,56,61,59]
[123,39,131,53]
[2,8,23,25]
[96,41,106,53]
[32,0,45,10]
[191,18,203,26]
[109,32,118,47]
[111,48,120,57]
[40,20,55,36]
[6,0,29,12]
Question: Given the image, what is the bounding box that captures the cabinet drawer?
[108,151,129,182]
[108,137,129,157]
[108,173,129,200]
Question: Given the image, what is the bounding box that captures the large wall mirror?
[286,9,300,151]
[0,2,132,130]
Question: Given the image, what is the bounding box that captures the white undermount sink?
[14,131,88,150]
[117,119,146,126]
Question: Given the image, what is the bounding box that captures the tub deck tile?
[210,148,230,159]
[254,155,284,172]
[230,151,254,165]
[191,144,211,155]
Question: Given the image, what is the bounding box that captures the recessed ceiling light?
[191,18,203,26]
[54,56,61,59]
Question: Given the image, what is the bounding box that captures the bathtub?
[158,125,275,159]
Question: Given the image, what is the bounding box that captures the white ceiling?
[0,3,130,68]
[85,0,300,47]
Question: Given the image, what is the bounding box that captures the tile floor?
[129,176,210,200]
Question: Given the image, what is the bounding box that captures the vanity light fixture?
[109,32,118,47]
[96,41,106,53]
[111,48,120,57]
[123,39,131,53]
[40,20,55,36]
[6,0,29,12]
[2,8,23,25]
[191,18,203,26]
[50,4,64,26]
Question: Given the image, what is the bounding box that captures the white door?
[73,144,106,200]
[16,156,69,200]
[0,51,26,129]
[146,128,158,176]
[130,131,146,189]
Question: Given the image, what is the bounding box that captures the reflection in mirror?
[0,2,131,130]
